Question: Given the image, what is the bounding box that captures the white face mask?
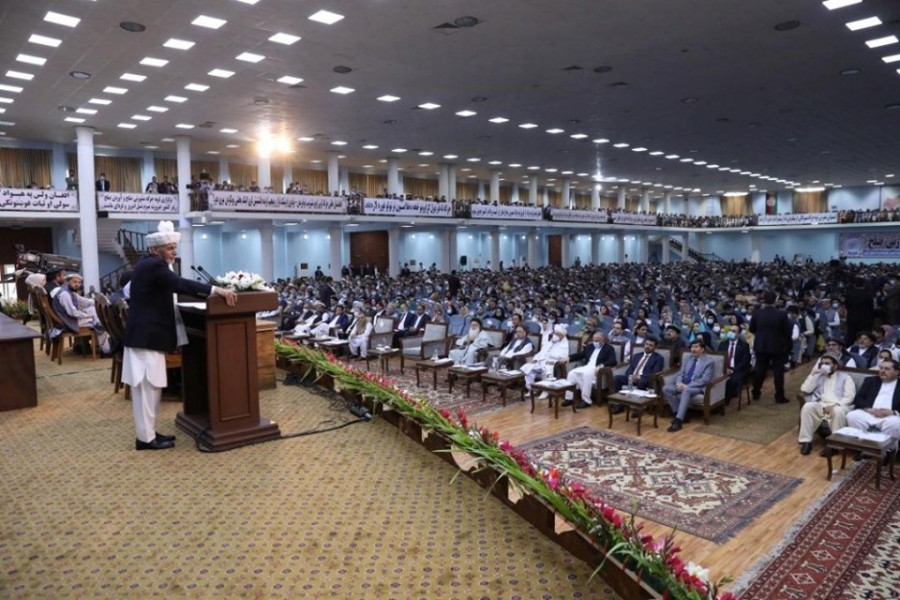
[820,363,832,374]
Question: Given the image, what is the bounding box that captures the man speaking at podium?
[123,221,238,451]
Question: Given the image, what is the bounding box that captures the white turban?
[146,220,181,247]
[553,324,568,336]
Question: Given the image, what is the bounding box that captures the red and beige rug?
[520,427,802,543]
[736,460,900,599]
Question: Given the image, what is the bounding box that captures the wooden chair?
[450,328,506,366]
[33,287,98,364]
[598,348,672,404]
[29,288,52,355]
[399,323,448,370]
[656,352,728,424]
[795,366,873,419]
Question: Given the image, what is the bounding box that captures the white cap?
[146,220,181,247]
[553,324,568,336]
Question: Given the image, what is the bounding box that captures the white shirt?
[873,380,898,411]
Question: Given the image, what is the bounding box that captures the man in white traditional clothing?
[123,221,237,450]
[52,273,111,354]
[520,324,570,393]
[449,317,492,366]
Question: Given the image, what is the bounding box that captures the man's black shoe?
[775,397,789,404]
[630,410,643,418]
[853,450,867,462]
[751,391,761,401]
[667,419,683,432]
[136,438,175,450]
[155,432,176,443]
[611,405,625,414]
[884,451,895,467]
[561,399,573,407]
[575,401,591,409]
[800,442,812,455]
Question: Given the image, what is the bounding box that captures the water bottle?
[431,347,439,361]
[627,377,635,393]
[491,356,499,372]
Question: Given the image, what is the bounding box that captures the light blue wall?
[704,232,753,261]
[571,234,593,265]
[282,229,332,277]
[400,230,443,270]
[828,186,880,211]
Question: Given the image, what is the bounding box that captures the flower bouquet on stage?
[215,271,272,292]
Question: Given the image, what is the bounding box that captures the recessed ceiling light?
[455,110,477,117]
[391,148,407,153]
[330,86,355,94]
[667,154,681,160]
[309,10,345,25]
[361,164,373,168]
[545,168,558,173]
[75,108,97,115]
[707,163,719,168]
[88,98,111,105]
[64,117,85,123]
[417,163,429,167]
[361,144,379,149]
[146,105,167,112]
[442,154,457,159]
[846,17,881,31]
[613,142,630,148]
[867,35,898,48]
[131,114,151,121]
[161,137,175,142]
[44,11,80,27]
[680,158,694,163]
[377,94,401,103]
[694,161,707,165]
[236,52,265,63]
[488,160,502,165]
[175,123,195,129]
[527,166,540,170]
[118,123,137,129]
[418,151,434,156]
[467,157,481,162]
[192,15,227,29]
[593,138,610,144]
[570,133,589,139]
[140,57,169,67]
[164,38,195,50]
[16,54,46,66]
[5,70,34,81]
[649,151,664,156]
[277,75,303,85]
[508,163,522,168]
[311,159,323,164]
[823,0,861,8]
[185,83,209,92]
[331,140,347,146]
[207,150,220,155]
[546,128,564,134]
[269,32,301,45]
[519,123,538,129]
[220,128,238,133]
[0,97,12,104]
[28,34,62,47]
[103,86,128,94]
[418,102,441,110]
[120,73,146,82]
[883,53,900,63]
[165,95,188,103]
[208,69,234,78]
[631,147,648,152]
[226,144,240,148]
[489,117,509,123]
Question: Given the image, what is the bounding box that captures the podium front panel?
[207,318,258,425]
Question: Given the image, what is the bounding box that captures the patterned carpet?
[0,348,621,599]
[521,427,803,543]
[700,397,799,445]
[737,460,900,599]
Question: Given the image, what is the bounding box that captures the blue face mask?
[726,331,737,341]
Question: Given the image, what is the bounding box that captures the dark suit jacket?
[124,255,212,352]
[624,351,664,387]
[395,312,415,330]
[95,179,110,191]
[570,342,618,368]
[660,338,685,367]
[852,376,900,412]
[717,339,752,375]
[330,313,350,332]
[749,305,792,354]
[408,313,431,334]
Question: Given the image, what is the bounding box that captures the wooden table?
[825,432,897,490]
[0,314,40,411]
[606,391,663,436]
[317,338,349,356]
[530,380,578,419]
[415,358,454,389]
[448,365,488,397]
[481,370,525,406]
[366,347,401,375]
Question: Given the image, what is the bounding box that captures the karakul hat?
[822,352,842,363]
[146,220,181,247]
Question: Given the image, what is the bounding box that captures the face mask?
[820,364,832,374]
[832,304,838,309]
[713,325,721,333]
[726,331,737,341]
[470,327,480,334]
[740,308,747,314]
[706,317,715,325]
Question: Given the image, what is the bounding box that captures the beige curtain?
[499,185,512,204]
[793,191,826,214]
[191,160,220,183]
[270,165,284,193]
[600,197,616,210]
[348,173,387,196]
[92,157,141,192]
[403,177,438,198]
[722,195,751,215]
[293,168,328,194]
[0,148,51,188]
[228,163,258,188]
[154,158,178,179]
[456,182,476,201]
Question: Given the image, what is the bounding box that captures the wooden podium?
[176,291,281,450]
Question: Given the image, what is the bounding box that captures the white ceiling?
[2,0,900,196]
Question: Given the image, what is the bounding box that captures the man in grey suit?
[663,340,716,432]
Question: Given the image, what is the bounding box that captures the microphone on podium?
[192,265,217,285]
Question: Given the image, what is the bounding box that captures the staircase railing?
[667,238,724,262]
[99,229,148,293]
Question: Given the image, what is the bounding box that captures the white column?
[641,190,650,213]
[438,163,450,199]
[527,231,539,268]
[477,180,486,201]
[259,224,274,282]
[664,191,672,214]
[283,159,293,192]
[681,233,690,261]
[75,127,99,290]
[51,143,68,190]
[219,158,230,185]
[388,227,400,276]
[640,234,649,264]
[617,188,626,210]
[175,135,195,274]
[339,166,350,195]
[529,178,538,206]
[328,154,339,195]
[448,229,458,272]
[591,183,601,210]
[592,233,602,265]
[750,234,761,263]
[328,226,343,280]
[448,164,457,199]
[489,229,500,271]
[140,151,155,191]
[489,170,501,203]
[387,158,401,196]
[440,229,451,273]
[511,184,520,204]
[560,232,571,267]
[257,151,271,190]
[542,187,549,207]
[661,235,671,264]
[561,179,571,209]
[617,233,626,264]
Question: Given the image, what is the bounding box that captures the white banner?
[470,204,543,221]
[207,191,347,214]
[98,192,179,213]
[0,188,78,212]
[610,212,658,226]
[363,198,453,217]
[757,212,838,226]
[550,208,610,223]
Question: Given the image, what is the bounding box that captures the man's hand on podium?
[213,286,239,307]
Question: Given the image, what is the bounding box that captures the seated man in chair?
[797,352,855,456]
[846,358,900,463]
[52,273,111,354]
[561,330,618,409]
[663,340,715,432]
[520,324,570,394]
[448,317,492,366]
[497,325,534,370]
[718,329,752,406]
[611,337,664,414]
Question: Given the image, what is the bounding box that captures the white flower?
[215,271,271,291]
[685,561,709,583]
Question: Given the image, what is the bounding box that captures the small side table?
[531,380,578,419]
[606,391,663,436]
[317,338,349,356]
[415,358,454,390]
[481,371,525,406]
[825,432,897,490]
[366,347,401,376]
[448,365,488,397]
